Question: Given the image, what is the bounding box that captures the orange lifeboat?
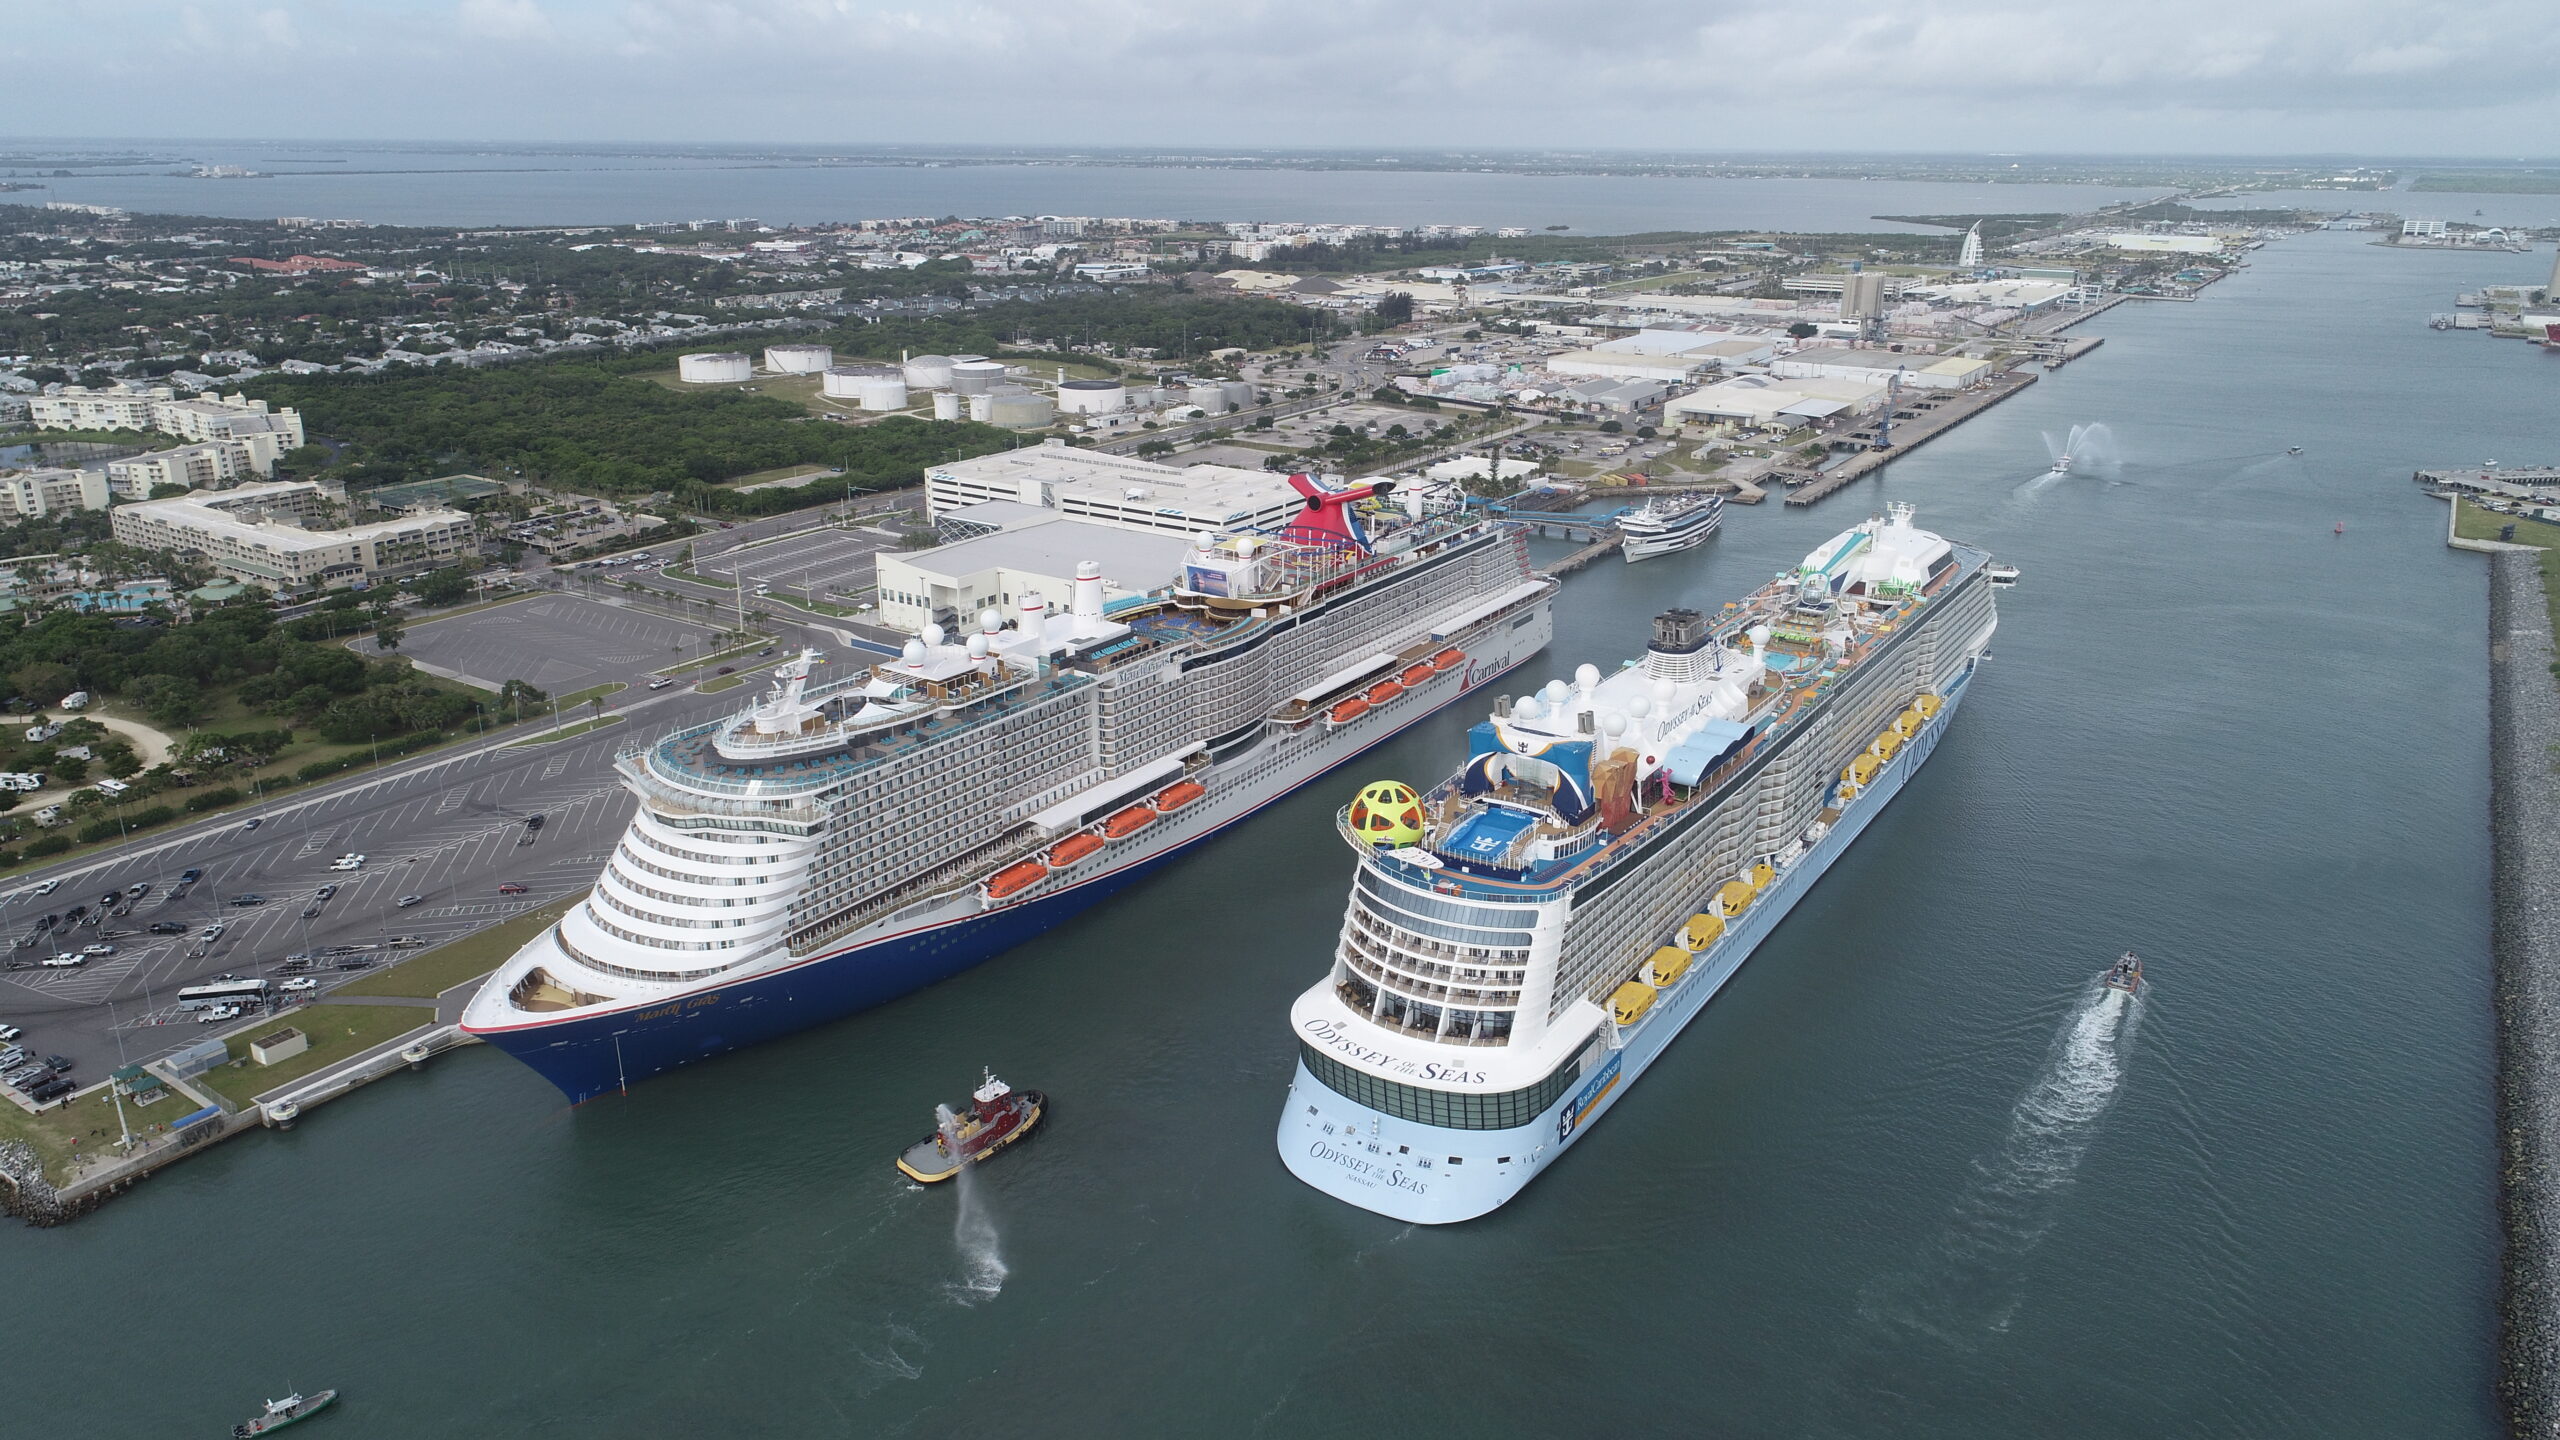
[1102,804,1157,840]
[1399,663,1436,687]
[1329,696,1371,725]
[1366,680,1405,705]
[1155,780,1208,811]
[1430,647,1465,671]
[1047,833,1105,867]
[985,861,1048,900]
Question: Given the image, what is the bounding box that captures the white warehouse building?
[924,439,1305,536]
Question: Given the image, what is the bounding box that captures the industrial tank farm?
[676,351,752,384]
[901,353,957,390]
[1057,378,1127,414]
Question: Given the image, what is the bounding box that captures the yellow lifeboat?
[1748,860,1776,890]
[1717,878,1757,918]
[1915,693,1944,718]
[1642,945,1692,987]
[1155,780,1207,811]
[1846,753,1881,786]
[1610,979,1658,1026]
[984,861,1048,900]
[1047,833,1105,867]
[1681,912,1725,951]
[1892,709,1923,738]
[1871,730,1904,760]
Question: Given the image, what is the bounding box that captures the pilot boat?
[2103,951,2143,995]
[233,1390,337,1437]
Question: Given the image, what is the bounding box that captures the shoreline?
[2489,547,2560,1438]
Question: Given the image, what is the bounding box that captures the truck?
[58,691,89,710]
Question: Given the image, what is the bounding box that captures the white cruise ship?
[462,475,1556,1101]
[1618,492,1724,561]
[1278,504,1997,1222]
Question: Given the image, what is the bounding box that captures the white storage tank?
[1183,382,1230,413]
[1056,378,1126,414]
[901,353,957,390]
[932,391,963,421]
[984,388,1057,430]
[1223,380,1257,411]
[823,366,908,410]
[950,359,1008,395]
[678,352,752,384]
[763,343,833,374]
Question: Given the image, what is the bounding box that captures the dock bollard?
[401,1043,433,1070]
[263,1101,299,1130]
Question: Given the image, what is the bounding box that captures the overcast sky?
[7,0,2557,156]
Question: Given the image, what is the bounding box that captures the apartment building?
[105,438,271,494]
[110,481,475,590]
[0,466,110,519]
[29,387,304,466]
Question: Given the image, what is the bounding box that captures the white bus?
[176,978,270,1012]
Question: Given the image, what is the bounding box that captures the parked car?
[280,977,319,993]
[315,884,338,900]
[647,677,675,690]
[301,904,323,919]
[396,895,424,908]
[5,1065,50,1089]
[31,879,58,896]
[178,868,202,884]
[0,1045,24,1068]
[44,1054,70,1072]
[124,882,150,898]
[28,1077,73,1103]
[201,923,227,940]
[78,944,115,957]
[229,894,266,907]
[496,883,529,895]
[40,954,84,968]
[197,1005,241,1024]
[0,1024,21,1042]
[147,922,186,934]
[241,818,261,831]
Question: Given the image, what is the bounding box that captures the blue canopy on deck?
[1664,719,1753,786]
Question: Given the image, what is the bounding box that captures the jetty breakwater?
[2491,548,2560,1438]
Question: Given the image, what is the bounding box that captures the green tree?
[96,740,141,779]
[133,673,207,728]
[498,678,547,722]
[409,567,470,606]
[369,601,405,653]
[50,754,88,784]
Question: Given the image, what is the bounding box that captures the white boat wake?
[938,1103,1009,1306]
[1861,975,2142,1344]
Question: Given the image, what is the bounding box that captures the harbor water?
[14,229,2554,1437]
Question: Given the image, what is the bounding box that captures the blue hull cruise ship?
[464,474,1555,1101]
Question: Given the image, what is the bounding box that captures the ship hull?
[469,615,1551,1103]
[1276,659,1976,1223]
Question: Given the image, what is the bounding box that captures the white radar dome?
[1574,663,1601,689]
[1543,678,1572,705]
[901,640,926,664]
[979,608,1003,633]
[966,635,989,659]
[1627,696,1652,719]
[1512,696,1543,720]
[921,623,945,647]
[1602,712,1628,736]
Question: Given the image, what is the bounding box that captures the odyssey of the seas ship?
[1277,503,1998,1222]
[463,462,1556,1101]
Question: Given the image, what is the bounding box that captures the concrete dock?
[1785,369,2041,507]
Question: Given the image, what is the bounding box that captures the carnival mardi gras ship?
[462,475,1556,1101]
[1278,503,1997,1222]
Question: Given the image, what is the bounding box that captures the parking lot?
[703,524,905,604]
[388,594,720,694]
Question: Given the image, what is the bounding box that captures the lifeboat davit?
[1329,696,1371,725]
[1366,679,1405,705]
[1399,663,1436,688]
[1610,979,1658,1026]
[1047,833,1105,867]
[984,861,1048,900]
[1155,780,1207,811]
[1430,647,1466,672]
[1642,945,1692,987]
[1102,804,1157,840]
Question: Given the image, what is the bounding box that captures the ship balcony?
[1334,978,1514,1048]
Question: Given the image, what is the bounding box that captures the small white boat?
[1986,563,2020,588]
[1618,493,1724,562]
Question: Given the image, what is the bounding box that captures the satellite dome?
[921,623,946,647]
[901,640,926,664]
[1543,678,1572,705]
[1513,696,1543,720]
[1574,663,1601,689]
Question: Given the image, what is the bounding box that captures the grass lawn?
[336,892,585,999]
[507,715,623,746]
[2456,498,2560,546]
[197,1004,439,1108]
[554,680,628,709]
[695,670,752,693]
[732,464,834,491]
[0,1084,176,1187]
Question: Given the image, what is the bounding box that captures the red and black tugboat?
[2102,951,2143,995]
[896,1071,1045,1183]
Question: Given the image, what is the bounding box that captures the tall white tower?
[1959,223,1984,269]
